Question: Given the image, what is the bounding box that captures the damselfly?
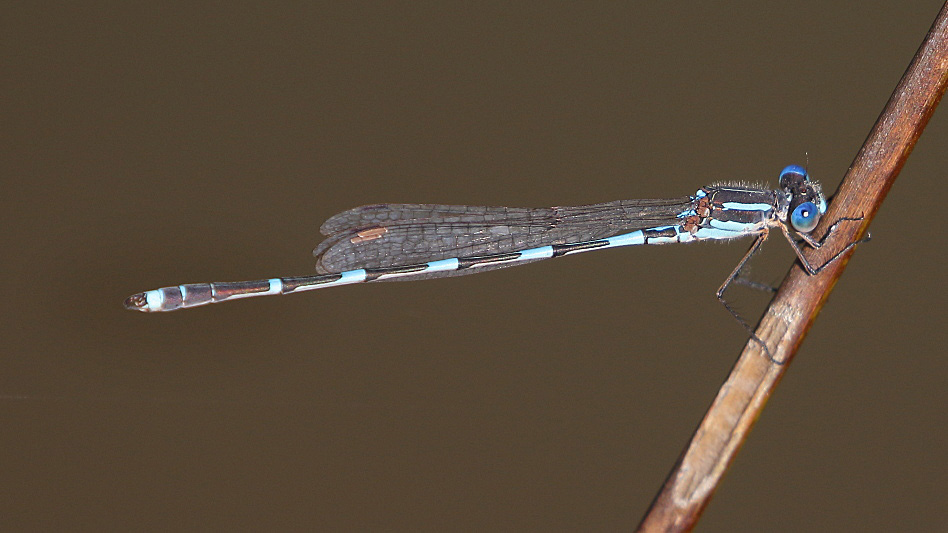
[125,165,865,350]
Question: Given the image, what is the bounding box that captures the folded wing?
[313,199,692,278]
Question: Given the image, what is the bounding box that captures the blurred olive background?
[3,2,946,531]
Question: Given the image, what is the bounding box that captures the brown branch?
[638,4,948,532]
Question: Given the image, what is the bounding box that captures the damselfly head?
[779,164,827,233]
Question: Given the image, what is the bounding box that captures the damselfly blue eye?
[779,164,808,188]
[780,164,808,180]
[791,201,820,232]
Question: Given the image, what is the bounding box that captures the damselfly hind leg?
[731,277,777,293]
[715,231,782,364]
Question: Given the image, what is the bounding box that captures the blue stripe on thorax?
[720,201,773,211]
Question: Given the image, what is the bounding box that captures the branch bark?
[638,4,948,531]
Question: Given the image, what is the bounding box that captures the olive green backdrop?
[3,2,946,530]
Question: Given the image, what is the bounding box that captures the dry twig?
[638,4,948,531]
